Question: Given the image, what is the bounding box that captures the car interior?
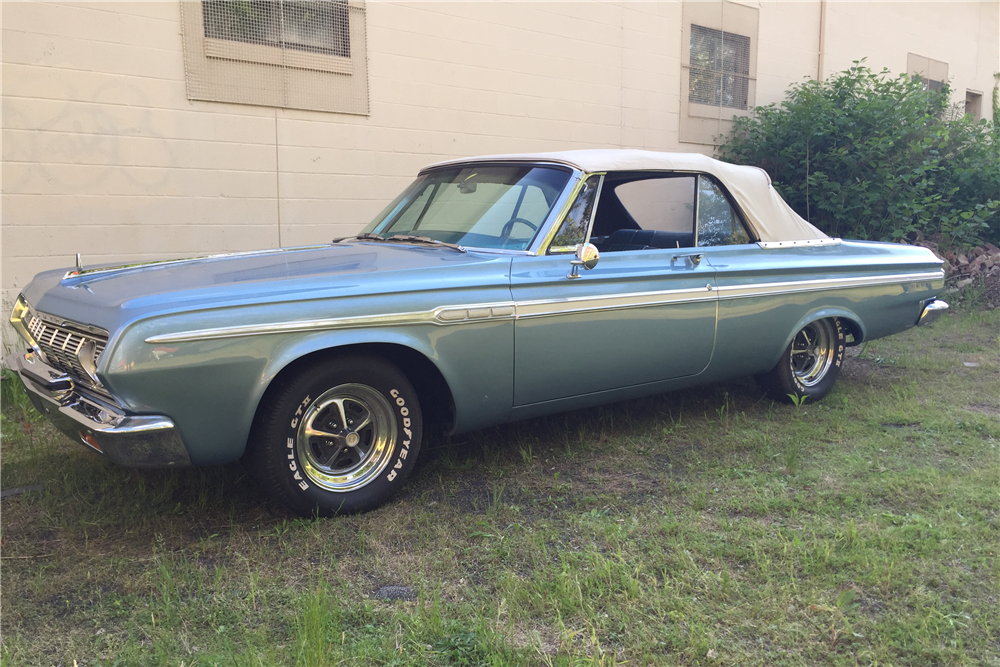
[588,172,752,252]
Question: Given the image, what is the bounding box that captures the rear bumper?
[917,298,949,326]
[6,351,191,468]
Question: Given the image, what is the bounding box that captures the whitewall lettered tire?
[248,355,422,516]
[756,318,845,404]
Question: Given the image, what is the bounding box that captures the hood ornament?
[76,253,83,272]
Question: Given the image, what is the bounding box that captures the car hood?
[22,243,514,333]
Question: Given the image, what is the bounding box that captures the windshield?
[362,165,572,250]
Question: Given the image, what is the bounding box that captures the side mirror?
[567,243,599,279]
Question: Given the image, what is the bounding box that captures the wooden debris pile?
[908,239,1000,308]
[942,243,1000,288]
[910,240,1000,288]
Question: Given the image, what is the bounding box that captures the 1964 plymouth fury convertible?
[8,150,948,515]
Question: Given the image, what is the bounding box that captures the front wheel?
[248,355,422,516]
[756,318,845,404]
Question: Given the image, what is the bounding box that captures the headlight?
[9,295,41,352]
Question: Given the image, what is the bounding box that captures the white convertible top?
[424,149,829,243]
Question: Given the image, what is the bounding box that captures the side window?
[548,175,602,253]
[590,174,696,252]
[696,176,750,246]
[614,177,695,233]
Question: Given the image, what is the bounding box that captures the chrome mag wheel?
[789,319,836,387]
[296,383,397,492]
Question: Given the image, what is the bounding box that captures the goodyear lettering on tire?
[387,389,411,482]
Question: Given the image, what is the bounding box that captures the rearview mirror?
[567,243,599,279]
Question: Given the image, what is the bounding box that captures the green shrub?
[717,62,1000,247]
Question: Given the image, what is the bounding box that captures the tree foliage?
[717,63,999,247]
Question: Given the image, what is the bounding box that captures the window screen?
[680,0,759,146]
[181,0,369,115]
[689,25,750,110]
[203,1,350,57]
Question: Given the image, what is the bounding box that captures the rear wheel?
[248,355,422,516]
[756,318,845,404]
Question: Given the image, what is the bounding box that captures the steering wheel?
[500,217,538,240]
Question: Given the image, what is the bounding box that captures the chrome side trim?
[757,238,842,248]
[144,287,711,343]
[436,304,515,323]
[145,271,944,344]
[516,285,715,320]
[147,311,436,344]
[716,270,944,300]
[146,303,518,344]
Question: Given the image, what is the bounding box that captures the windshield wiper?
[381,235,467,253]
[332,232,386,243]
[332,233,466,253]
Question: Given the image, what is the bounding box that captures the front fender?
[103,318,513,465]
[254,322,514,436]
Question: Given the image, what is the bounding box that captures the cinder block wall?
[1,0,692,348]
[2,1,997,353]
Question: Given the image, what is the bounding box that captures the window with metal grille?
[202,1,350,58]
[181,0,369,115]
[688,25,750,110]
[679,1,758,146]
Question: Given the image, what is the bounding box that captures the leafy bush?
[717,63,999,247]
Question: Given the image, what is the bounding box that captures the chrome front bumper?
[917,298,949,326]
[6,351,191,467]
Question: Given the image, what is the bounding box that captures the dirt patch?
[840,349,901,385]
[966,403,1000,416]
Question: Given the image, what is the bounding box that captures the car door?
[510,173,718,406]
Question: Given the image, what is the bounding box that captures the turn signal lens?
[80,432,103,452]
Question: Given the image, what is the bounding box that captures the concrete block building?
[2,1,998,340]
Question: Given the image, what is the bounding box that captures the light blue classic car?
[8,150,948,515]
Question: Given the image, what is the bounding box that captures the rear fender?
[773,307,865,366]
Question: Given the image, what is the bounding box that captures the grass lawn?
[1,306,997,667]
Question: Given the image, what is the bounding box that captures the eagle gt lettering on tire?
[248,355,422,516]
[756,317,845,404]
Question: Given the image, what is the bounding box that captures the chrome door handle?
[672,253,704,266]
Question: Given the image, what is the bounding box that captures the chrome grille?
[27,313,107,385]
